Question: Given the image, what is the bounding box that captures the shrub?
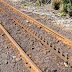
[35,0,51,6]
[62,0,72,16]
[52,0,61,10]
[35,0,40,6]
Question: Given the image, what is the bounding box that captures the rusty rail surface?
[0,7,9,16]
[0,0,72,47]
[10,16,72,66]
[0,0,72,66]
[0,24,42,72]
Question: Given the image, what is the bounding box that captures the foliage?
[62,0,72,16]
[60,11,66,16]
[52,0,61,10]
[24,2,32,6]
[35,0,40,7]
[35,0,51,6]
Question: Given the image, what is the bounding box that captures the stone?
[15,57,22,62]
[5,46,8,49]
[12,56,16,59]
[60,62,63,65]
[8,50,12,54]
[28,25,31,26]
[29,55,31,58]
[18,54,21,57]
[43,50,47,54]
[64,62,68,67]
[4,60,8,64]
[43,49,50,54]
[26,20,29,23]
[12,59,16,63]
[47,50,50,52]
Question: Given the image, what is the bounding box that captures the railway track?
[0,0,72,46]
[0,29,30,72]
[0,0,72,71]
[0,24,42,72]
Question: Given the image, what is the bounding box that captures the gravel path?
[0,28,30,72]
[0,4,72,72]
[2,0,72,41]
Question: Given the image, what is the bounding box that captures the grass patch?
[24,2,32,6]
[35,1,40,7]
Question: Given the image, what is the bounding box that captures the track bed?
[0,0,72,72]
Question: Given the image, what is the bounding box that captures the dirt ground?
[0,29,30,72]
[2,0,72,41]
[0,0,72,72]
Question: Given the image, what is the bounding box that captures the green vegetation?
[52,0,72,16]
[30,0,72,16]
[35,0,40,7]
[53,0,61,10]
[62,0,72,16]
[35,0,51,6]
[24,3,32,6]
[58,11,66,16]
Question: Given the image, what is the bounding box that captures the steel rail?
[10,16,72,66]
[0,7,9,16]
[0,0,72,66]
[0,24,42,72]
[0,0,72,47]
